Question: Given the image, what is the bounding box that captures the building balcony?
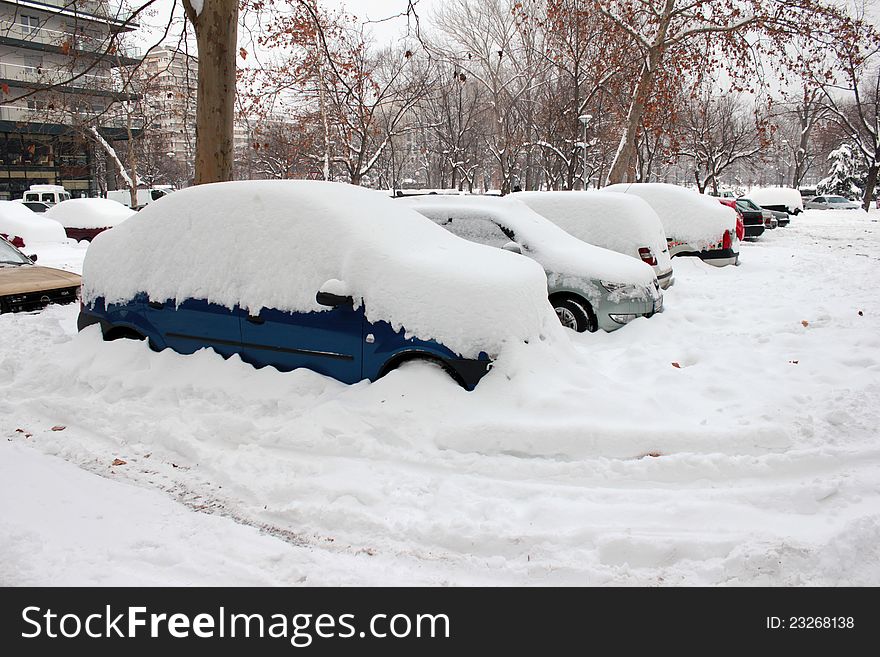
[0,102,143,131]
[0,18,141,65]
[0,62,139,100]
[0,0,138,31]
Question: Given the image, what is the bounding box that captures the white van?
[22,185,71,205]
[106,187,172,210]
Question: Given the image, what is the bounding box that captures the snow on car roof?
[46,198,134,229]
[513,190,671,270]
[745,187,804,212]
[398,194,657,286]
[0,200,67,244]
[82,180,559,358]
[603,183,736,249]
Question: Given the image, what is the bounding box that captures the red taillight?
[736,215,745,241]
[638,247,657,266]
[722,229,732,250]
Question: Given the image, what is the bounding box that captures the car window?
[829,197,848,204]
[0,237,31,264]
[736,199,761,212]
[813,197,825,203]
[24,193,37,202]
[41,193,54,202]
[434,214,514,248]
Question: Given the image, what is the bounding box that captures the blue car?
[78,291,491,390]
[76,181,554,390]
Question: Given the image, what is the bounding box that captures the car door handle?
[148,301,164,310]
[247,315,264,324]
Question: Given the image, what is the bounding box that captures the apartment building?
[0,0,140,199]
[141,45,196,171]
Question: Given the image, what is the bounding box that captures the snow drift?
[82,180,558,358]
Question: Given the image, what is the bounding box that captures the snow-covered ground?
[2,209,879,586]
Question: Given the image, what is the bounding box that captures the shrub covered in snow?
[604,183,736,250]
[46,198,134,229]
[0,200,67,245]
[82,180,559,358]
[817,144,864,199]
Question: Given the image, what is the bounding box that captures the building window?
[18,14,41,36]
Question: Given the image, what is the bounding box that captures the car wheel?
[553,298,593,333]
[382,354,466,388]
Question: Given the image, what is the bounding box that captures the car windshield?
[0,238,31,265]
[736,198,761,212]
[828,197,850,204]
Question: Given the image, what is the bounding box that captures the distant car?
[745,187,804,215]
[79,181,558,390]
[45,198,134,241]
[399,194,662,333]
[0,200,68,247]
[22,184,71,206]
[804,195,861,210]
[513,190,675,289]
[18,201,51,213]
[767,209,790,227]
[605,183,740,266]
[762,209,778,229]
[0,236,81,313]
[720,199,764,239]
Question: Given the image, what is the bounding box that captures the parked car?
[17,200,51,213]
[605,183,740,266]
[767,208,790,227]
[0,200,67,248]
[514,190,674,289]
[0,236,81,313]
[720,198,764,239]
[399,194,662,333]
[804,195,862,210]
[106,187,173,210]
[21,184,71,206]
[745,187,804,215]
[45,198,134,241]
[762,209,778,229]
[79,181,559,390]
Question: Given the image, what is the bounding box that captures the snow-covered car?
[745,187,804,215]
[398,194,663,333]
[0,236,81,313]
[78,180,558,390]
[0,200,67,248]
[605,183,740,266]
[720,198,764,239]
[513,190,675,289]
[804,195,861,210]
[45,198,134,241]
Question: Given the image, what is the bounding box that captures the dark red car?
[720,199,763,239]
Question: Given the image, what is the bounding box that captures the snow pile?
[514,191,671,272]
[0,200,67,245]
[398,195,657,289]
[46,198,134,229]
[604,183,736,249]
[746,187,804,213]
[83,180,558,358]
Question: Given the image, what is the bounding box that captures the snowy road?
[2,209,879,585]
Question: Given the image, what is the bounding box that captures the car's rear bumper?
[744,224,765,238]
[699,248,739,267]
[657,268,674,289]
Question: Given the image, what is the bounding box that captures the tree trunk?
[862,161,878,213]
[184,0,238,185]
[606,58,656,184]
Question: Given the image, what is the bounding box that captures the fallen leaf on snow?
[801,320,809,327]
[858,310,864,316]
[789,360,799,365]
[111,458,127,466]
[51,425,66,432]
[671,362,681,369]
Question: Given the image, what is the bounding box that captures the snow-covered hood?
[399,195,658,289]
[82,180,559,358]
[604,183,737,251]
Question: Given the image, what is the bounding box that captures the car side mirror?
[28,254,37,262]
[316,291,353,307]
[502,241,522,255]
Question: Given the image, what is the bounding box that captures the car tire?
[553,298,593,333]
[381,354,465,388]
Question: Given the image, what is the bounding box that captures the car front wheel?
[553,298,593,332]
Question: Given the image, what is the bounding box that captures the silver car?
[804,195,861,210]
[399,195,663,333]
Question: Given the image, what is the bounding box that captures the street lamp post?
[579,114,592,190]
